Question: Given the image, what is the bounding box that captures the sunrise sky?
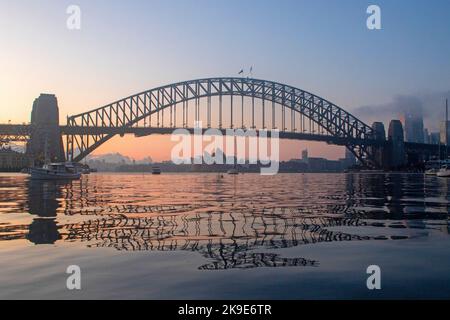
[1,0,450,161]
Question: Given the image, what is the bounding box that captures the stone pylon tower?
[387,120,406,168]
[370,121,387,168]
[26,94,65,165]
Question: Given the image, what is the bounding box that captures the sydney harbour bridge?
[0,77,447,169]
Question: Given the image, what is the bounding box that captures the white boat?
[425,168,438,176]
[151,166,161,174]
[30,163,81,180]
[436,165,450,178]
[227,168,238,175]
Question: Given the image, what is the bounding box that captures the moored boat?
[425,168,438,176]
[151,166,161,174]
[436,165,450,178]
[30,163,81,180]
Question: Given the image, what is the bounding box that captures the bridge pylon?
[26,94,65,165]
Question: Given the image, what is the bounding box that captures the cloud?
[353,91,450,132]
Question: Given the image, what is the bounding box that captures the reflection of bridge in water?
[0,182,383,270]
[0,173,448,270]
[61,209,380,270]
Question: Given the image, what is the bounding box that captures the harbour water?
[0,173,449,299]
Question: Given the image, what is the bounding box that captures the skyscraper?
[403,110,424,143]
[423,128,430,144]
[430,132,440,145]
[440,121,450,145]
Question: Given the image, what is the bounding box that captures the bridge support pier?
[368,122,388,169]
[26,94,65,165]
[386,120,406,169]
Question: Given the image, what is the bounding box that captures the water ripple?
[0,173,449,270]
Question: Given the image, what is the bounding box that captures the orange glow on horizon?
[91,134,345,162]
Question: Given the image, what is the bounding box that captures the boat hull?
[30,168,81,180]
[437,171,450,177]
[151,167,161,174]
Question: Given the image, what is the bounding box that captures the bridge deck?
[60,126,386,147]
[1,123,449,155]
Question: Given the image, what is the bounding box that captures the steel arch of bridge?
[66,77,378,166]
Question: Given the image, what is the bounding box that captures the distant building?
[440,121,450,145]
[279,160,308,172]
[403,110,424,143]
[0,149,30,171]
[339,148,357,169]
[307,157,341,172]
[423,128,430,144]
[301,149,308,162]
[294,148,342,171]
[430,132,440,145]
[371,122,386,140]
